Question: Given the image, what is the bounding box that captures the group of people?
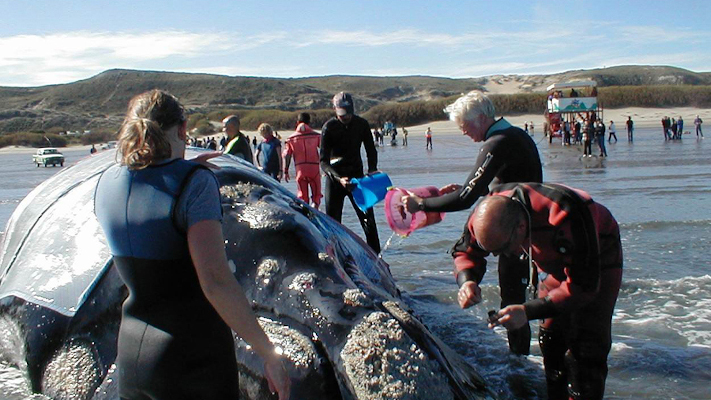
[95,87,624,400]
[661,115,705,140]
[662,116,685,140]
[398,91,622,400]
[315,90,622,399]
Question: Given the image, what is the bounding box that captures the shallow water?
[1,129,710,399]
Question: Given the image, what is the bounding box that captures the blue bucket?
[350,173,392,212]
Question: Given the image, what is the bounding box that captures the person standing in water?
[255,123,283,181]
[425,127,433,149]
[320,92,381,253]
[95,90,290,400]
[283,112,322,208]
[626,116,634,142]
[402,91,542,355]
[453,182,622,400]
[694,115,704,138]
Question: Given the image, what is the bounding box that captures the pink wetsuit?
[284,123,322,206]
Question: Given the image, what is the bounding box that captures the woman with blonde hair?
[255,122,283,181]
[95,90,290,400]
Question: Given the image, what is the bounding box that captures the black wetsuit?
[320,115,381,253]
[95,159,239,400]
[423,118,542,355]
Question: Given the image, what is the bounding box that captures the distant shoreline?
[2,106,708,154]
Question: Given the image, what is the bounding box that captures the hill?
[1,65,709,134]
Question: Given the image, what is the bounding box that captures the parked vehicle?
[32,148,65,167]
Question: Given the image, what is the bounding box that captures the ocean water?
[1,127,709,399]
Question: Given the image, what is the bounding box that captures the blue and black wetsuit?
[95,159,238,400]
[423,118,543,355]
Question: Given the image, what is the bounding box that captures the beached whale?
[0,149,495,400]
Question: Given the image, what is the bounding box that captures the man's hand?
[189,151,222,169]
[487,305,527,331]
[438,183,461,195]
[339,177,350,188]
[457,281,481,309]
[402,195,423,214]
[283,171,290,183]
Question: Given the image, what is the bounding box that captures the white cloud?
[0,30,283,86]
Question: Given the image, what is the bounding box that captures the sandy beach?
[405,106,711,137]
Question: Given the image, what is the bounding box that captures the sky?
[1,0,710,87]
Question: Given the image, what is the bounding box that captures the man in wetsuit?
[453,182,623,400]
[222,115,253,164]
[403,90,542,355]
[320,92,381,253]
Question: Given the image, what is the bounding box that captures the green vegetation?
[0,133,68,148]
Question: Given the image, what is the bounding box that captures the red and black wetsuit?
[452,183,623,400]
[423,118,542,355]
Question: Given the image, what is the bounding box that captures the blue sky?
[1,0,709,87]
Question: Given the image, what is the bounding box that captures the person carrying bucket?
[283,112,322,208]
[320,92,381,254]
[401,91,542,356]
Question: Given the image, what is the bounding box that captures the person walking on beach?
[626,116,634,142]
[222,115,254,164]
[320,92,381,253]
[255,123,283,181]
[425,127,433,149]
[453,182,622,400]
[283,112,322,208]
[402,91,542,355]
[402,127,409,146]
[694,115,704,138]
[608,120,617,143]
[95,90,290,400]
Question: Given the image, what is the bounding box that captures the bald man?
[451,182,623,400]
[222,115,253,164]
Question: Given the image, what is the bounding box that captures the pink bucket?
[384,186,445,236]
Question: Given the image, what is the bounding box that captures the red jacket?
[452,183,622,318]
[284,123,320,167]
